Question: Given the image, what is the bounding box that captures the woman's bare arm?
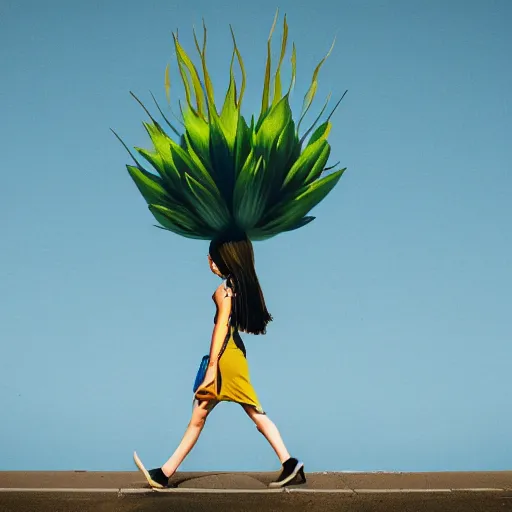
[207,286,233,366]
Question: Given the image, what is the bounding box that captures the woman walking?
[120,12,346,493]
[133,235,305,488]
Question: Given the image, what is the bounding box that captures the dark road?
[1,490,512,512]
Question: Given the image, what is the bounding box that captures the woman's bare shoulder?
[213,281,234,303]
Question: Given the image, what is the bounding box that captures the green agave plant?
[113,12,347,241]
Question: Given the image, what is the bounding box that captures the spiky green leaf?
[219,51,239,151]
[261,169,344,233]
[307,121,331,147]
[274,118,298,174]
[287,43,296,95]
[304,142,331,184]
[255,95,292,160]
[272,14,288,107]
[198,20,217,118]
[168,138,219,195]
[209,114,235,204]
[282,137,330,189]
[136,123,182,188]
[182,108,211,167]
[173,36,206,118]
[259,10,279,121]
[297,38,336,132]
[150,91,181,137]
[184,173,230,231]
[234,154,267,228]
[300,95,331,146]
[164,64,171,104]
[126,165,171,206]
[265,119,298,205]
[229,26,246,109]
[149,204,212,239]
[250,215,315,240]
[234,114,251,177]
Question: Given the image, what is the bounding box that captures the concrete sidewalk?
[1,470,512,492]
[1,471,512,512]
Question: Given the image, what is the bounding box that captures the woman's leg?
[161,400,214,477]
[241,404,291,463]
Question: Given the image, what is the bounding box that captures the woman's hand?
[198,363,217,390]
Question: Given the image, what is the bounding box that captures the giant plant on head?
[113,12,348,244]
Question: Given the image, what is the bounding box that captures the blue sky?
[1,0,511,472]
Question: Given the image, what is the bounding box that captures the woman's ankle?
[161,465,174,478]
[279,452,291,464]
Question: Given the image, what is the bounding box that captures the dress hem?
[193,397,265,415]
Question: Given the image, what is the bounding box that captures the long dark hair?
[209,234,272,335]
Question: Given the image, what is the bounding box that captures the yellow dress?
[200,282,265,414]
[216,325,264,414]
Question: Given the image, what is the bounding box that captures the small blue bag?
[193,355,210,393]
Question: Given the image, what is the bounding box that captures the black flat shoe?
[133,451,169,489]
[269,457,306,488]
